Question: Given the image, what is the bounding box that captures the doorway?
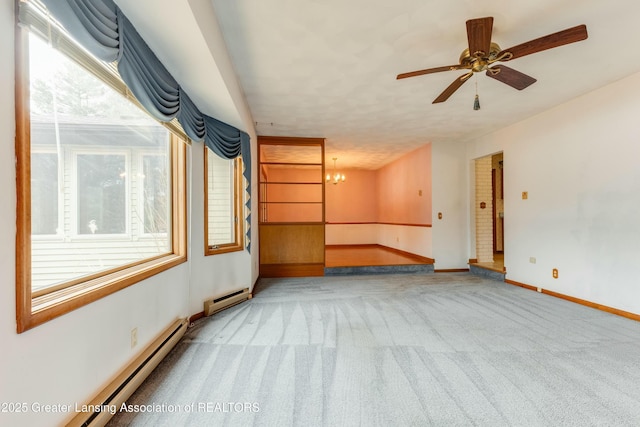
[492,153,504,256]
[472,152,505,274]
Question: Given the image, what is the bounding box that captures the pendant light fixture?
[326,157,345,185]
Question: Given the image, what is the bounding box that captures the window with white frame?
[76,152,127,235]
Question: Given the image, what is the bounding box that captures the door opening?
[472,152,505,274]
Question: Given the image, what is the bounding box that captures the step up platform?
[325,263,435,276]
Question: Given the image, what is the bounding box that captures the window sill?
[205,245,244,256]
[19,253,187,333]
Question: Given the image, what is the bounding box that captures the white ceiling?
[118,0,640,170]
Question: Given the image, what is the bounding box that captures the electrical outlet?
[131,328,138,348]
[552,268,559,279]
[522,191,528,200]
[529,257,536,264]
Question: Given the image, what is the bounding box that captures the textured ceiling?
[260,144,322,164]
[118,0,640,170]
[211,0,640,169]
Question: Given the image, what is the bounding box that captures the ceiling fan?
[397,17,588,103]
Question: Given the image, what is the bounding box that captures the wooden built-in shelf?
[260,181,322,185]
[259,162,323,166]
[259,136,326,277]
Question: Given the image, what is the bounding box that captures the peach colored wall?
[324,144,432,225]
[324,144,432,255]
[325,169,377,223]
[261,165,323,222]
[264,165,321,182]
[262,145,433,242]
[377,144,432,224]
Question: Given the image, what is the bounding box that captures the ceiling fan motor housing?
[459,42,502,72]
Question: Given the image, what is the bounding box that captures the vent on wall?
[204,288,251,317]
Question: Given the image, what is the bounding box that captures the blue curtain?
[37,0,252,252]
[41,0,119,62]
[177,90,206,142]
[117,11,180,121]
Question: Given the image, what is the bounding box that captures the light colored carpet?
[108,273,640,426]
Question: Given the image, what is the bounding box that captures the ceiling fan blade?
[486,65,537,90]
[397,64,466,80]
[466,17,494,58]
[499,24,588,60]
[433,73,471,103]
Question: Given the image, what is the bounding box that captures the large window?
[142,154,170,235]
[76,153,127,235]
[15,23,187,332]
[31,152,59,235]
[204,146,244,255]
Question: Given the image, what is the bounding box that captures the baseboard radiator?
[67,318,188,427]
[204,288,251,317]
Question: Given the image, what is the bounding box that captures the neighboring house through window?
[204,145,244,255]
[76,152,127,235]
[16,21,187,332]
[31,151,59,235]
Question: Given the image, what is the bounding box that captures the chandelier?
[326,157,345,185]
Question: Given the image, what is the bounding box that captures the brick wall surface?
[475,156,493,262]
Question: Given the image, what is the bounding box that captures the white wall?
[431,141,469,269]
[186,0,260,295]
[468,71,640,315]
[325,224,378,245]
[189,143,255,314]
[377,224,433,259]
[0,2,257,426]
[325,224,433,259]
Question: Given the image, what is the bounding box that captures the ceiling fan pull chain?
[474,77,481,111]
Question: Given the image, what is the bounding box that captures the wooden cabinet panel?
[259,224,325,264]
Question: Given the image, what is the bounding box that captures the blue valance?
[204,116,243,159]
[178,90,206,141]
[117,11,180,121]
[35,0,252,252]
[41,0,119,62]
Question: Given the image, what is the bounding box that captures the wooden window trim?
[15,23,188,334]
[203,145,244,256]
